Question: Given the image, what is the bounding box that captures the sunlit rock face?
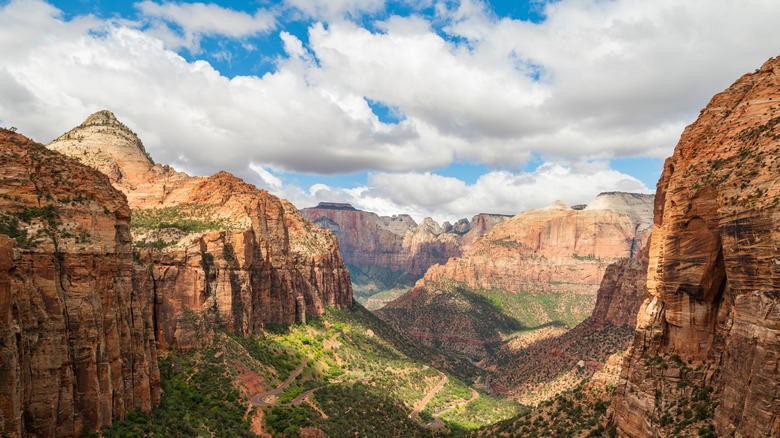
[613,57,780,438]
[0,129,159,437]
[48,111,353,351]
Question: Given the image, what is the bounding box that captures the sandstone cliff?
[376,193,653,356]
[487,246,648,403]
[612,57,780,437]
[0,130,159,436]
[48,111,353,351]
[299,202,510,277]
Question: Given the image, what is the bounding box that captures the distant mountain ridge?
[300,202,511,307]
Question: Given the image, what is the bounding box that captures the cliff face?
[613,57,780,438]
[417,195,652,296]
[0,130,159,436]
[299,203,510,277]
[376,194,653,356]
[48,111,353,351]
[589,245,650,328]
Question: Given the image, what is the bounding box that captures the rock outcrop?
[0,130,159,436]
[300,202,510,278]
[48,111,353,351]
[376,194,653,356]
[487,246,648,403]
[612,57,780,437]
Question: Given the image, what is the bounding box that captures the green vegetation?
[98,341,257,438]
[347,263,417,309]
[470,383,612,437]
[96,304,525,437]
[131,204,235,233]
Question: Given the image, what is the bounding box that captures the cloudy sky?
[1,0,779,223]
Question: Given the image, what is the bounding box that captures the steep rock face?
[300,203,502,277]
[475,247,647,403]
[613,57,780,438]
[589,245,650,328]
[48,111,352,351]
[418,195,652,295]
[377,195,653,356]
[0,130,159,437]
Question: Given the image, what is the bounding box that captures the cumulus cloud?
[284,162,650,223]
[136,1,276,52]
[284,0,386,21]
[0,0,779,220]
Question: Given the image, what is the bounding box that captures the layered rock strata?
[300,202,510,277]
[376,193,653,355]
[48,111,353,351]
[612,57,780,437]
[488,246,648,402]
[0,130,159,436]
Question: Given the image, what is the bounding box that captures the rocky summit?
[48,111,353,350]
[611,56,780,438]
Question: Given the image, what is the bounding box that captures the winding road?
[423,387,479,428]
[250,354,319,406]
[250,331,480,430]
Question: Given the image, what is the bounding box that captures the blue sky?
[1,0,779,221]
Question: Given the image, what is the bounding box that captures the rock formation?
[487,246,648,402]
[48,111,353,351]
[612,57,780,437]
[300,202,510,278]
[376,193,653,356]
[0,130,159,436]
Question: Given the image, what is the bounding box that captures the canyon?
[376,192,653,358]
[300,202,509,307]
[1,55,779,437]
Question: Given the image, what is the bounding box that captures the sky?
[1,0,779,223]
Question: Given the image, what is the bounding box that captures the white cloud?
[284,161,650,223]
[135,1,276,52]
[249,163,284,191]
[284,0,386,21]
[1,0,780,220]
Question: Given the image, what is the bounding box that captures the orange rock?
[48,111,353,351]
[0,130,159,436]
[613,57,780,438]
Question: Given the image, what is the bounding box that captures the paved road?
[409,372,447,422]
[250,332,342,407]
[251,354,315,406]
[423,388,479,429]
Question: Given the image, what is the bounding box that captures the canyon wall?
[376,193,653,356]
[0,130,159,436]
[612,57,780,438]
[299,202,510,277]
[48,111,353,351]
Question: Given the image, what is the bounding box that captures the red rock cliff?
[613,57,780,438]
[48,111,353,351]
[418,195,652,298]
[0,130,159,437]
[299,203,504,277]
